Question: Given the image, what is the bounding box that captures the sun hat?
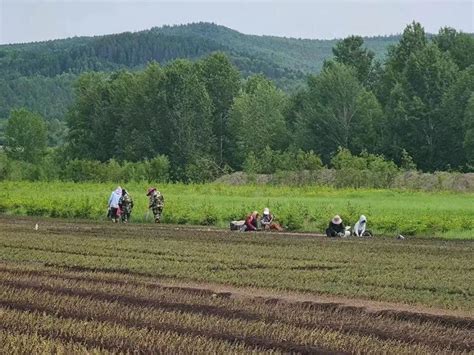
[146,187,156,196]
[332,215,342,225]
[263,208,270,215]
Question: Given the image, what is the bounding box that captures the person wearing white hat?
[326,215,346,237]
[353,215,373,237]
[261,207,283,231]
[107,186,122,223]
[261,208,273,229]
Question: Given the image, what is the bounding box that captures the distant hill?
[154,23,400,74]
[0,22,401,121]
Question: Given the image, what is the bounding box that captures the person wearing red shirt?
[244,211,259,231]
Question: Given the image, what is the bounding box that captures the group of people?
[236,209,372,237]
[107,186,164,223]
[232,208,283,232]
[326,214,372,237]
[108,187,371,237]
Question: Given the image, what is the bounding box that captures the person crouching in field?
[261,208,283,231]
[353,215,373,237]
[119,189,134,223]
[243,211,259,232]
[326,215,347,237]
[147,187,164,223]
[107,186,122,223]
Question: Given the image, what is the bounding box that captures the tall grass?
[0,181,473,238]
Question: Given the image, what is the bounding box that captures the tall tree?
[197,53,241,166]
[160,60,214,180]
[332,35,375,86]
[66,71,135,162]
[229,75,288,167]
[464,94,474,168]
[384,43,458,170]
[377,22,428,106]
[118,62,165,162]
[438,66,474,169]
[434,27,474,70]
[388,22,427,73]
[293,63,382,161]
[111,69,156,162]
[5,108,47,163]
[66,72,110,160]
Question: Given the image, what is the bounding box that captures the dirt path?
[0,214,328,237]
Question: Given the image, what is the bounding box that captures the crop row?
[1,216,473,311]
[1,264,472,345]
[1,181,474,237]
[0,261,472,354]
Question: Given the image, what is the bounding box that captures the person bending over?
[243,211,259,232]
[326,215,345,237]
[353,215,373,237]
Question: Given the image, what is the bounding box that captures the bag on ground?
[230,220,245,231]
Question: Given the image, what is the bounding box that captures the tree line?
[2,22,474,182]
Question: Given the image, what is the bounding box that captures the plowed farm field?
[0,215,472,353]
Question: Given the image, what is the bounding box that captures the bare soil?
[0,215,472,353]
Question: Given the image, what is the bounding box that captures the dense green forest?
[1,22,474,182]
[0,22,400,123]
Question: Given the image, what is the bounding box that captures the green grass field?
[1,181,473,238]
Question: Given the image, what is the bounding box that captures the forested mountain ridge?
[154,22,400,73]
[1,22,400,78]
[0,22,401,121]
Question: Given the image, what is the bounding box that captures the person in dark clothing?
[119,189,134,223]
[326,215,345,237]
[147,187,164,223]
[261,207,283,231]
[261,207,274,230]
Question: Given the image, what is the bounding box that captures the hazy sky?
[1,0,473,44]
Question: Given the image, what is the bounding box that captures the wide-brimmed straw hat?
[332,215,342,225]
[263,208,270,215]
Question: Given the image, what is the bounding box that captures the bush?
[243,152,259,174]
[294,149,323,171]
[184,157,224,183]
[0,153,9,180]
[2,159,43,181]
[147,155,170,182]
[40,151,62,181]
[104,159,125,183]
[243,147,323,174]
[62,159,107,182]
[59,155,170,183]
[331,148,399,188]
